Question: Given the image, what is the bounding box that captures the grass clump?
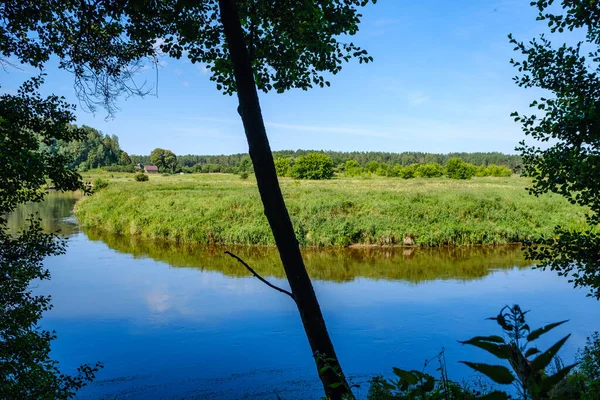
[134,172,149,182]
[75,173,591,247]
[93,178,108,191]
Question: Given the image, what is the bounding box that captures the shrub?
[365,161,380,173]
[290,152,334,180]
[415,163,444,178]
[446,158,476,179]
[475,165,488,177]
[344,160,363,177]
[274,157,292,177]
[486,164,513,177]
[93,178,108,191]
[135,173,149,182]
[397,164,418,179]
[375,163,390,176]
[240,172,249,180]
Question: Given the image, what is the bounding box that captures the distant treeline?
[131,150,522,173]
[52,125,522,175]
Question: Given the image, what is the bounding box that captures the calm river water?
[8,192,600,399]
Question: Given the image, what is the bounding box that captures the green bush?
[134,173,149,182]
[274,157,292,177]
[375,163,390,176]
[290,152,334,180]
[486,164,513,177]
[344,160,363,177]
[446,158,476,179]
[240,172,249,180]
[93,178,108,191]
[396,164,418,179]
[475,164,513,178]
[415,163,445,178]
[365,161,380,173]
[475,165,488,177]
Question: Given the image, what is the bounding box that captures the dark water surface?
[9,193,600,399]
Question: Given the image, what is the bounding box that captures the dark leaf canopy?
[511,1,600,298]
[125,0,375,94]
[2,0,375,113]
[0,76,85,214]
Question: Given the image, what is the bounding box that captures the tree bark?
[217,1,353,399]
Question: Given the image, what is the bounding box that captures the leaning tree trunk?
[218,1,353,399]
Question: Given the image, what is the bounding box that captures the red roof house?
[144,165,159,174]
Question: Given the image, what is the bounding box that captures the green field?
[75,172,590,247]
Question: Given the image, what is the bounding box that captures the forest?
[56,125,521,178]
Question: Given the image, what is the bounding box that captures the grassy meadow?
[75,171,591,247]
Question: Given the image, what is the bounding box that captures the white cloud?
[407,92,430,105]
[196,64,210,74]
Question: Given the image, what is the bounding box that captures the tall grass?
[75,172,591,247]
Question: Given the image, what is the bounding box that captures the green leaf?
[460,337,510,359]
[421,375,435,392]
[540,363,577,393]
[461,335,505,344]
[525,347,541,358]
[460,362,515,384]
[531,334,571,371]
[392,367,419,385]
[329,382,342,389]
[527,320,568,342]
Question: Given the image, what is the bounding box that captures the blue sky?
[1,0,549,156]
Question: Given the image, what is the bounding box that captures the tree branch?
[225,251,295,301]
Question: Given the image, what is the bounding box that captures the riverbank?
[75,172,589,247]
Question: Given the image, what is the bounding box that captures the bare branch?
[225,251,295,301]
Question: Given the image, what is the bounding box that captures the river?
[8,192,600,399]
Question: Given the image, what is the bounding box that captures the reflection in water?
[12,192,600,400]
[85,229,532,283]
[5,191,81,236]
[7,191,534,283]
